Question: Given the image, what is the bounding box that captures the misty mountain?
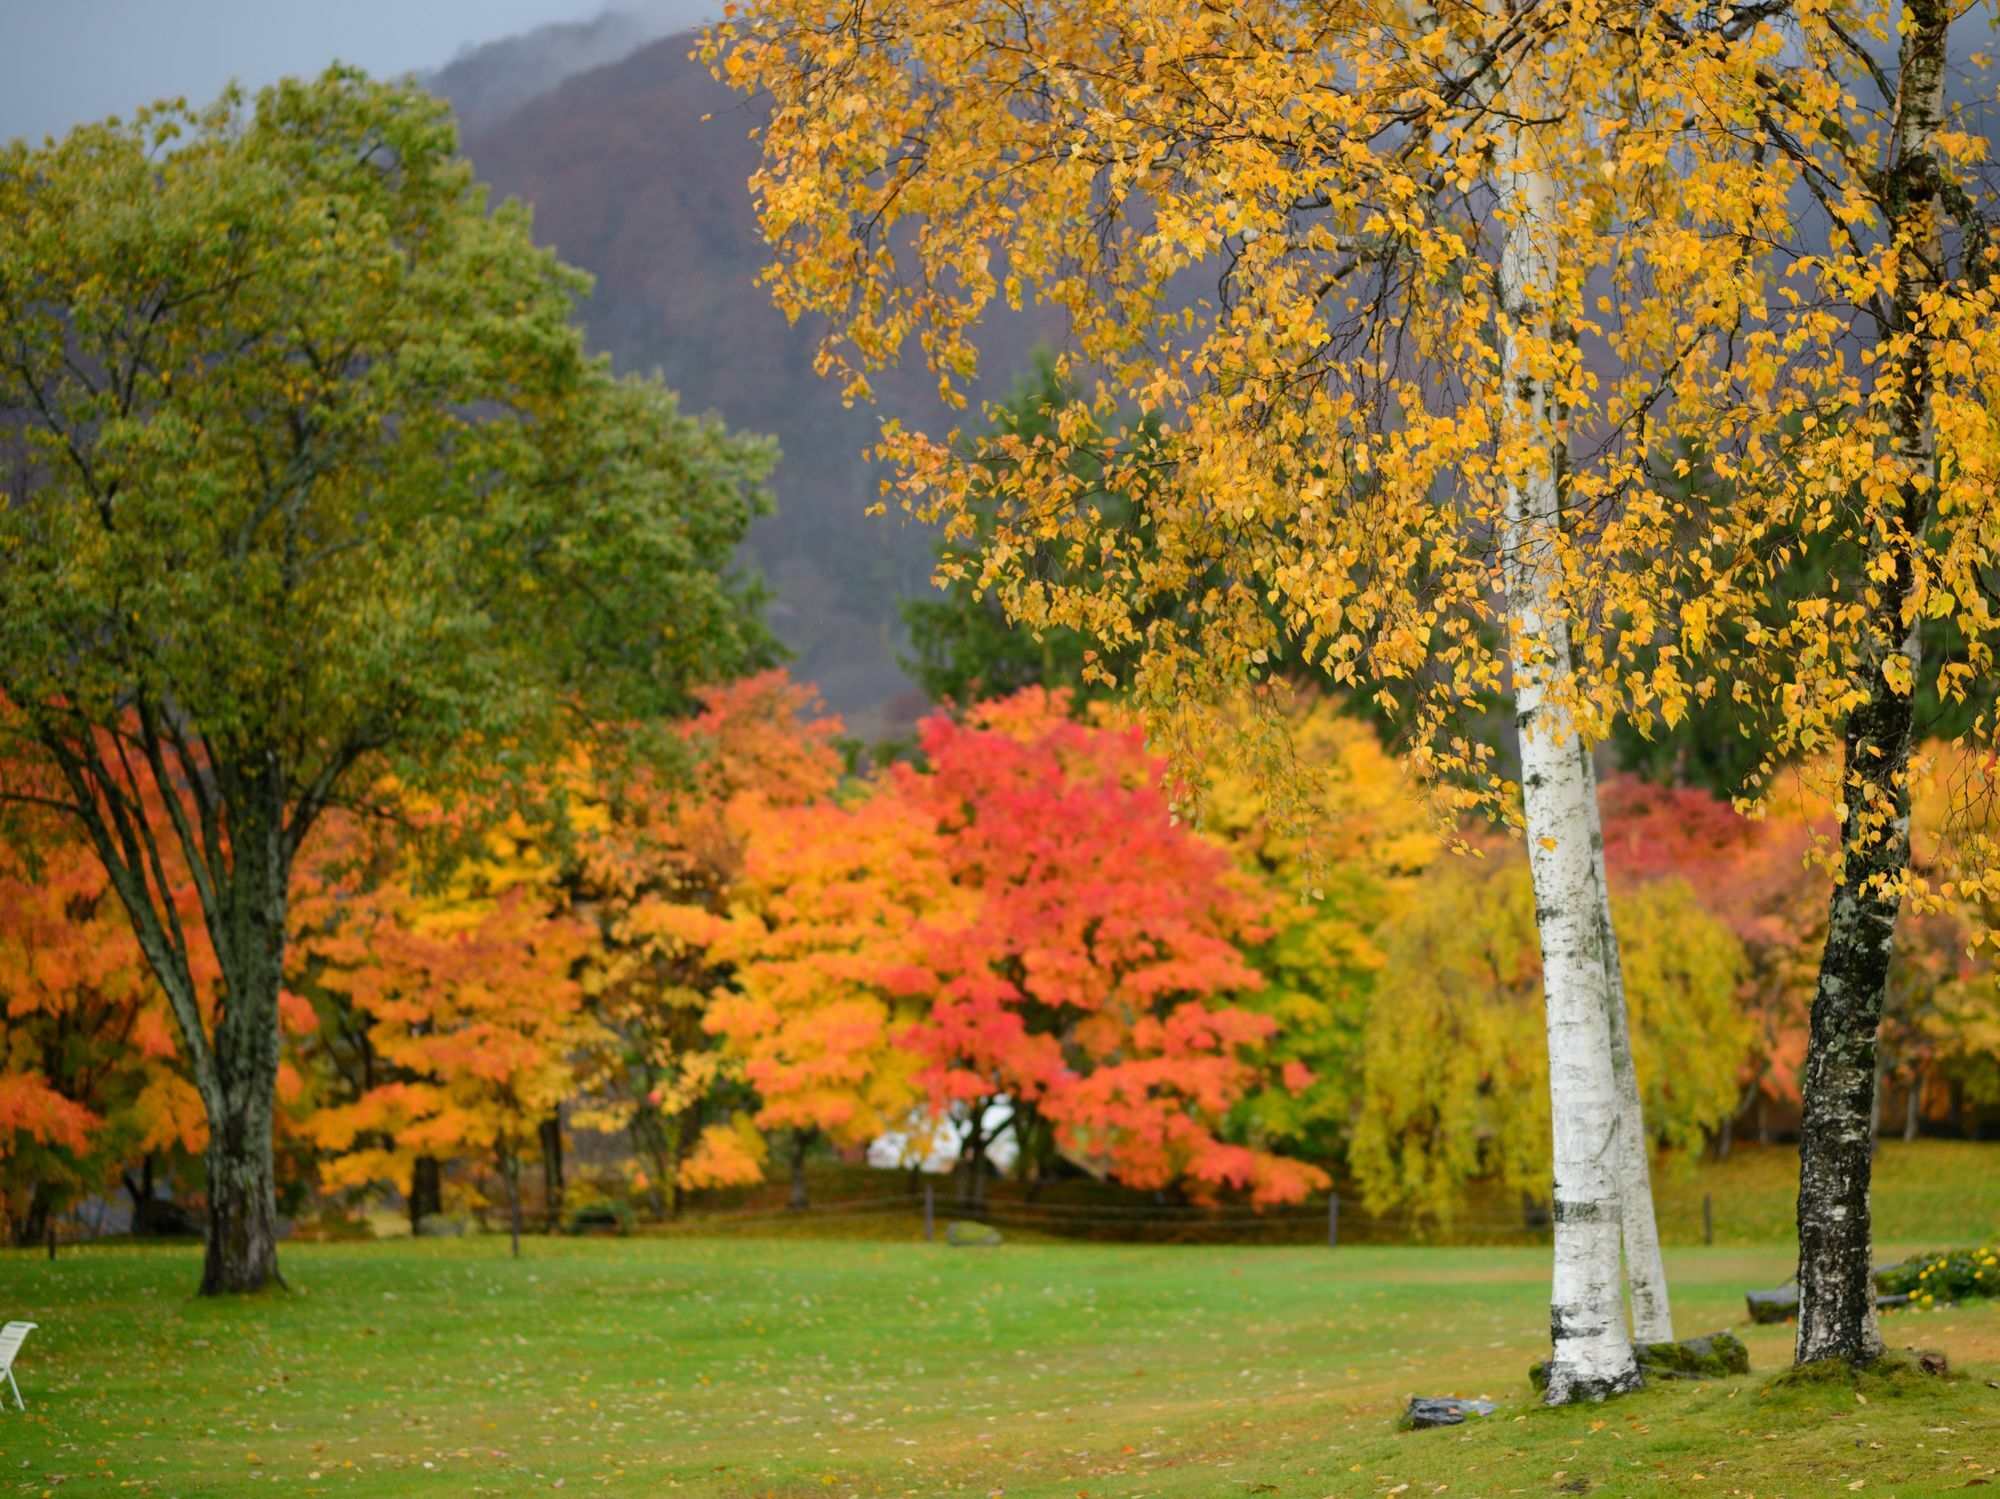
[425,4,700,140]
[433,19,1057,738]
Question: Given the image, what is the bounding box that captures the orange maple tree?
[0,738,219,1243]
[291,809,591,1249]
[705,785,960,1204]
[0,822,206,1243]
[569,671,847,1210]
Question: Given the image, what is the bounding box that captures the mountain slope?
[446,29,1055,734]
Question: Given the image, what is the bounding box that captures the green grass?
[1650,1139,2000,1247]
[3,1233,1999,1498]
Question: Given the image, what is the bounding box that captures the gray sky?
[0,0,711,146]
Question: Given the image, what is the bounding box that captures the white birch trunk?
[1496,130,1641,1404]
[1587,787,1675,1343]
[1396,0,1667,1364]
[1544,725,1676,1346]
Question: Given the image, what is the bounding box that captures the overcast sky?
[0,0,712,146]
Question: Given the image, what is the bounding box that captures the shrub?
[1874,1246,2000,1306]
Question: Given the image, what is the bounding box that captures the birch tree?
[1619,0,2000,1363]
[706,0,1783,1397]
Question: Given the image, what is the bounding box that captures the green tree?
[0,68,771,1293]
[899,356,1122,707]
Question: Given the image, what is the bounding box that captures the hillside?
[438,26,1058,736]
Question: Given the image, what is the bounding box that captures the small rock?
[1746,1286,1800,1324]
[1634,1331,1751,1380]
[1403,1396,1497,1429]
[414,1213,466,1238]
[945,1220,1002,1248]
[1911,1348,1949,1377]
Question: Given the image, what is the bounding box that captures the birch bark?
[1586,781,1674,1343]
[1496,128,1641,1404]
[1792,0,1946,1365]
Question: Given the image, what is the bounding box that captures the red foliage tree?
[891,691,1325,1204]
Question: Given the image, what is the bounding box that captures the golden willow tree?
[707,0,1810,1398]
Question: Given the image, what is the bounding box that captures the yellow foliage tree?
[702,0,1798,1394]
[293,811,592,1253]
[1202,694,1437,1157]
[1351,860,1748,1227]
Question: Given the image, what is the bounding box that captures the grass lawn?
[1650,1140,2000,1248]
[2,1231,1998,1498]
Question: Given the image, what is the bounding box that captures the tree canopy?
[0,66,775,1290]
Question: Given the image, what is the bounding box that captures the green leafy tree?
[0,68,771,1293]
[899,356,1121,707]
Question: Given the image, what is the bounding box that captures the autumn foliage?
[891,693,1323,1202]
[0,823,205,1239]
[7,672,1998,1238]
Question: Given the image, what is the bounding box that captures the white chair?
[0,1322,35,1411]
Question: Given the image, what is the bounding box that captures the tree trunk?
[664,1110,686,1218]
[640,1119,672,1223]
[14,1183,51,1250]
[1903,1067,1922,1143]
[1868,1046,1886,1160]
[1496,127,1639,1405]
[200,841,288,1295]
[539,1111,564,1233]
[1757,1092,1772,1146]
[193,767,292,1296]
[504,1153,523,1259]
[1794,743,1912,1363]
[787,1130,812,1210]
[408,1155,443,1235]
[201,1076,283,1295]
[124,1153,158,1236]
[1587,809,1673,1342]
[958,1109,992,1211]
[1793,0,1944,1369]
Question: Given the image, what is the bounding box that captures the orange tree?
[0,810,204,1244]
[705,784,960,1207]
[568,671,845,1213]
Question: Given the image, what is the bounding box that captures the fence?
[21,1185,1727,1252]
[618,1182,1660,1247]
